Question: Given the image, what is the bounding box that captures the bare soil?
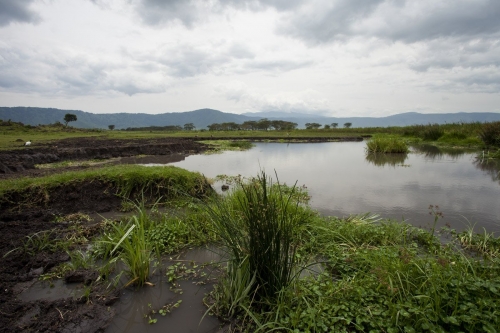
[0,137,208,178]
[0,137,212,332]
[0,181,123,332]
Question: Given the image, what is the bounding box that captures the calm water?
[166,142,500,232]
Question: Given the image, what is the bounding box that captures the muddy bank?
[0,137,208,176]
[0,173,213,332]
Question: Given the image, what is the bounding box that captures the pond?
[163,141,500,233]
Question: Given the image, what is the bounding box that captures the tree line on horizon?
[123,119,355,131]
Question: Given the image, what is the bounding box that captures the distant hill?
[243,111,500,128]
[1,107,500,129]
[0,107,259,130]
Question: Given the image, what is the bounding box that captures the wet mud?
[0,137,208,177]
[0,136,217,332]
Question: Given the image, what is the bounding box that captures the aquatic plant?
[365,136,409,153]
[205,171,307,306]
[244,214,500,333]
[108,211,155,286]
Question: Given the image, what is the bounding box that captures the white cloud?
[215,81,330,114]
[0,0,499,115]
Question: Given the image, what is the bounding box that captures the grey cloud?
[246,59,313,72]
[278,0,385,43]
[279,0,500,44]
[409,39,500,72]
[133,0,305,27]
[378,1,500,43]
[147,42,257,77]
[426,71,500,94]
[217,0,305,11]
[228,43,255,59]
[0,0,41,27]
[157,47,216,77]
[133,0,201,27]
[0,44,164,96]
[109,82,164,96]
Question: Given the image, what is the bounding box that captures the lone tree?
[184,123,195,131]
[63,113,77,127]
[331,123,338,128]
[344,122,352,128]
[108,125,115,130]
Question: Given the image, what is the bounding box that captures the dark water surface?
[105,247,224,333]
[165,142,500,232]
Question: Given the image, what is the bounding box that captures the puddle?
[18,279,83,302]
[106,246,226,333]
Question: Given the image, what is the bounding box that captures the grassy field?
[1,119,499,151]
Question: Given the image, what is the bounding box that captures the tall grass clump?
[205,171,306,307]
[366,136,409,154]
[479,121,500,147]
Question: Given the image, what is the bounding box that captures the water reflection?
[165,142,500,233]
[474,157,500,185]
[365,153,408,167]
[106,247,223,333]
[411,144,468,160]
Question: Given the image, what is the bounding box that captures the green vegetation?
[2,120,499,153]
[366,136,410,153]
[202,173,500,332]
[479,121,500,146]
[204,172,307,309]
[63,113,77,127]
[0,165,211,201]
[3,168,500,332]
[202,140,254,153]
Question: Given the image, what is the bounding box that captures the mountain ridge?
[1,106,500,129]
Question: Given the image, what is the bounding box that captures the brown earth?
[0,137,209,178]
[0,137,213,332]
[0,182,124,332]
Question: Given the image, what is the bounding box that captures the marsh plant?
[93,198,213,287]
[365,136,409,154]
[246,214,500,332]
[205,171,307,312]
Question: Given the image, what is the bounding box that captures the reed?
[205,171,306,304]
[365,136,409,154]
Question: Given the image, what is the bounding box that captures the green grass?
[0,164,211,199]
[91,197,216,287]
[1,121,499,151]
[228,214,500,332]
[204,171,308,312]
[366,136,409,153]
[199,183,500,332]
[201,140,254,153]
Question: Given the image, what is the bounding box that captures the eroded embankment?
[0,166,213,333]
[0,137,209,175]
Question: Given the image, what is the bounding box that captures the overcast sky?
[1,0,500,117]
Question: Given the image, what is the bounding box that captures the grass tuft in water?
[366,136,409,154]
[204,171,307,309]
